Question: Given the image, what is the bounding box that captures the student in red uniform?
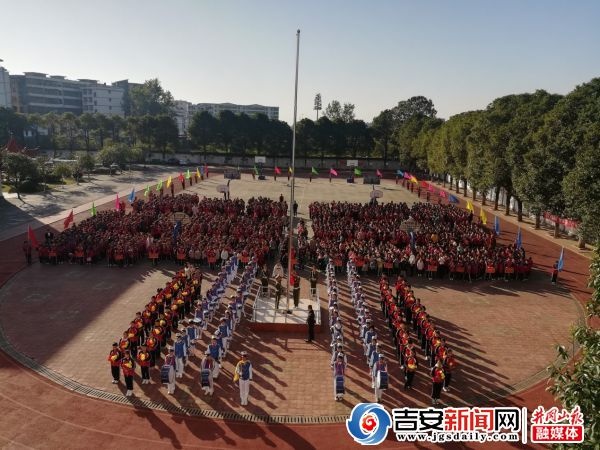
[121,350,136,397]
[107,343,122,384]
[136,344,152,384]
[442,349,457,392]
[431,360,446,405]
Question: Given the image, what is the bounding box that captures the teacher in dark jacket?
[306,305,316,342]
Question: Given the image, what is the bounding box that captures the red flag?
[428,183,434,192]
[376,169,383,178]
[330,168,338,177]
[403,172,411,179]
[27,225,39,248]
[439,190,446,198]
[420,180,429,188]
[63,210,74,229]
[178,173,185,183]
[204,163,209,178]
[274,166,281,175]
[115,193,120,211]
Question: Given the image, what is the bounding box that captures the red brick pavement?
[0,177,592,449]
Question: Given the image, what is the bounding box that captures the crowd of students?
[36,194,288,270]
[309,201,532,281]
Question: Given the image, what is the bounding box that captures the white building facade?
[81,81,124,116]
[0,66,11,108]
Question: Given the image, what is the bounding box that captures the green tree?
[149,115,179,159]
[548,248,600,449]
[4,153,40,199]
[324,100,342,121]
[314,93,322,120]
[341,103,356,123]
[26,113,44,148]
[188,111,218,157]
[58,112,80,152]
[371,109,394,165]
[296,118,317,162]
[97,141,134,167]
[42,112,60,154]
[217,110,237,153]
[129,79,175,116]
[392,96,437,125]
[77,153,96,180]
[0,107,27,147]
[79,113,97,152]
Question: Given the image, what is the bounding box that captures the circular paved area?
[0,174,591,448]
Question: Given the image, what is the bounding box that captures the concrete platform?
[250,295,323,332]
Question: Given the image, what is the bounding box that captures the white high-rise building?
[80,80,124,116]
[0,66,13,108]
[174,100,192,136]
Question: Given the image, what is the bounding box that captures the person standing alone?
[306,304,316,342]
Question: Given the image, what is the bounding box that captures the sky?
[1,0,600,123]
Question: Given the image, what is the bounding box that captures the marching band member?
[107,343,122,384]
[136,344,151,384]
[208,335,222,379]
[120,350,136,397]
[373,354,388,403]
[332,352,346,401]
[200,350,215,395]
[234,351,253,406]
[163,347,177,395]
[174,334,186,378]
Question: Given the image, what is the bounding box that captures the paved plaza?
[0,173,590,448]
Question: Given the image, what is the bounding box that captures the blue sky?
[1,0,599,123]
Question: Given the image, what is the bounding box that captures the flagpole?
[285,29,300,315]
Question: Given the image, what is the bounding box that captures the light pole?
[285,29,300,315]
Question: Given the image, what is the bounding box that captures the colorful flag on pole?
[90,202,97,217]
[115,194,120,211]
[466,200,474,212]
[196,167,201,178]
[376,169,383,178]
[354,167,362,176]
[204,163,209,178]
[254,165,259,175]
[178,173,184,183]
[330,168,338,177]
[156,180,163,192]
[557,247,565,271]
[439,190,447,198]
[479,207,487,225]
[397,169,404,176]
[428,183,434,192]
[27,225,39,248]
[403,172,411,180]
[64,209,74,229]
[420,180,428,188]
[274,166,281,175]
[144,185,150,197]
[166,176,172,188]
[494,215,500,236]
[128,187,135,203]
[311,167,319,175]
[288,166,293,174]
[410,176,418,184]
[186,169,191,179]
[516,227,522,249]
[448,194,459,203]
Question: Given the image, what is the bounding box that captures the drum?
[377,371,389,390]
[200,369,211,387]
[161,365,175,384]
[335,375,345,394]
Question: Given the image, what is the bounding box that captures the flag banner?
[204,163,209,177]
[479,207,487,225]
[128,188,135,203]
[397,169,404,176]
[404,172,411,179]
[516,227,522,249]
[115,194,120,211]
[420,180,428,188]
[156,180,163,192]
[178,173,184,183]
[186,169,191,179]
[448,194,459,203]
[274,166,281,175]
[330,168,338,176]
[254,165,259,175]
[466,200,474,212]
[439,189,447,198]
[144,185,150,197]
[64,210,74,229]
[90,202,97,217]
[288,166,293,174]
[196,167,201,178]
[494,215,500,236]
[166,176,172,188]
[376,169,383,178]
[354,167,362,176]
[311,167,319,175]
[410,176,418,184]
[428,183,434,192]
[27,225,39,248]
[557,247,565,271]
